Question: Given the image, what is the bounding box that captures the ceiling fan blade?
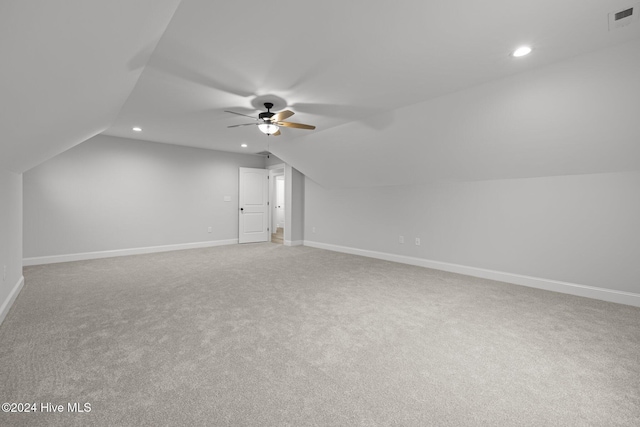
[271,110,294,122]
[277,121,316,130]
[271,129,281,136]
[227,123,259,128]
[225,110,258,120]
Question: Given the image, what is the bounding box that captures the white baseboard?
[303,240,640,308]
[23,239,239,266]
[284,240,303,247]
[0,275,24,326]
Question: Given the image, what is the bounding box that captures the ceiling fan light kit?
[258,123,279,135]
[226,102,316,136]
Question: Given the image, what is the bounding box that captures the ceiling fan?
[225,102,316,136]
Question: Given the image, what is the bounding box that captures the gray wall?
[305,172,640,294]
[300,41,640,299]
[24,135,264,258]
[0,168,22,321]
[285,165,305,243]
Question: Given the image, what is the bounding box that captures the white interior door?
[239,167,269,243]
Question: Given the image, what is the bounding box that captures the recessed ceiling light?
[512,46,532,57]
[241,144,247,148]
[132,127,142,132]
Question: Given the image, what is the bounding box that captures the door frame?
[267,163,285,243]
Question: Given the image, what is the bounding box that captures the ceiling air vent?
[609,4,639,30]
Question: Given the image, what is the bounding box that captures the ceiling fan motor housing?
[259,111,274,121]
[259,102,275,121]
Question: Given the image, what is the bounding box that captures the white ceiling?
[0,0,181,173]
[2,0,640,186]
[283,40,640,188]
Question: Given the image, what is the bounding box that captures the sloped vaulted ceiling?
[0,0,182,173]
[2,0,640,187]
[275,39,640,188]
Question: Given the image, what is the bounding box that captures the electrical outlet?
[415,237,421,246]
[399,236,404,244]
[208,227,212,233]
[312,227,316,233]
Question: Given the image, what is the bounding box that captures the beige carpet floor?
[1,243,639,426]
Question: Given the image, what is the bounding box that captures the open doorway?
[269,167,285,244]
[264,160,303,247]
